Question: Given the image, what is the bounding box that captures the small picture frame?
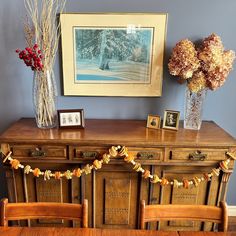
[58,109,85,128]
[146,114,161,129]
[163,110,180,130]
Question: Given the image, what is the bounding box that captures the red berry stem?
[15,44,44,71]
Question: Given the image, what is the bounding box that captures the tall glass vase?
[33,70,57,129]
[184,87,207,130]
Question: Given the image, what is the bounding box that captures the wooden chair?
[0,198,88,227]
[140,200,228,232]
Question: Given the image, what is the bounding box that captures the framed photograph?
[57,109,85,128]
[146,114,161,129]
[60,13,167,97]
[163,110,180,130]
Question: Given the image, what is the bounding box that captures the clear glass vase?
[33,70,57,129]
[184,87,207,130]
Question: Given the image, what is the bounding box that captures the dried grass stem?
[24,0,66,127]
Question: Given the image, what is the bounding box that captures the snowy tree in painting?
[74,27,153,82]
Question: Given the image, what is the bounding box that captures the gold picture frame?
[60,13,167,97]
[162,110,180,130]
[146,114,161,129]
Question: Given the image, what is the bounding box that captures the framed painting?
[60,13,167,97]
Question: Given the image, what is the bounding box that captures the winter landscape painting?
[74,27,153,84]
[60,13,167,96]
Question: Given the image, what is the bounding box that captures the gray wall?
[1,0,236,204]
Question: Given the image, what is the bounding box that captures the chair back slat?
[140,200,228,232]
[0,198,88,227]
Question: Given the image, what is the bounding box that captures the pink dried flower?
[168,39,200,80]
[169,33,235,92]
[199,33,235,90]
[187,71,207,93]
[206,50,235,90]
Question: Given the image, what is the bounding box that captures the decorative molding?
[228,206,236,216]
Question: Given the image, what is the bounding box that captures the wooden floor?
[229,217,236,231]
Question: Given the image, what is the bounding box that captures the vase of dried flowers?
[33,70,57,128]
[168,33,235,130]
[16,0,66,129]
[184,87,207,130]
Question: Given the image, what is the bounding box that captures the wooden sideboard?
[0,118,235,231]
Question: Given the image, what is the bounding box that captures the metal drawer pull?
[29,148,46,157]
[137,152,155,159]
[81,151,99,158]
[189,150,207,161]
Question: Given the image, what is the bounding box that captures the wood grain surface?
[1,227,236,236]
[0,118,235,147]
[179,232,236,236]
[0,227,180,236]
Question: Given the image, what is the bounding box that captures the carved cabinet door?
[159,166,221,231]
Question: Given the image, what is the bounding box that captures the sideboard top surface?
[0,118,235,147]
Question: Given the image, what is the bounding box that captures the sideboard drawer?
[11,145,67,160]
[128,147,163,161]
[169,148,228,161]
[70,146,107,160]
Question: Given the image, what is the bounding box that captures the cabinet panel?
[23,168,72,227]
[159,167,220,231]
[104,178,131,225]
[93,166,139,229]
[36,178,63,224]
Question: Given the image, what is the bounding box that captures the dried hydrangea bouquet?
[168,33,235,130]
[16,0,66,128]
